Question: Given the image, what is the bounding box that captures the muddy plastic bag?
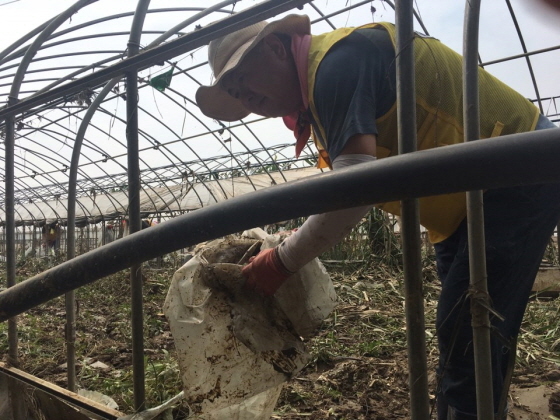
[163,229,336,418]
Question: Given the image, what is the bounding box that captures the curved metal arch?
[78,96,224,207]
[15,112,132,215]
[174,64,292,185]
[132,99,232,201]
[2,4,239,100]
[0,6,235,67]
[0,17,54,63]
[8,0,99,101]
[31,54,126,97]
[504,0,543,114]
[156,77,279,189]
[0,151,91,223]
[0,164,51,221]
[123,1,150,409]
[7,122,126,216]
[0,78,66,89]
[0,50,123,79]
[0,66,87,83]
[0,165,66,222]
[94,105,200,211]
[5,1,243,217]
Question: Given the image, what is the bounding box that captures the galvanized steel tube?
[395,0,430,418]
[6,0,98,396]
[0,128,559,321]
[463,0,495,418]
[126,0,150,411]
[0,0,311,120]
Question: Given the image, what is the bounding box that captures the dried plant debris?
[1,248,558,419]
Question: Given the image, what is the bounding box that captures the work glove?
[242,247,294,296]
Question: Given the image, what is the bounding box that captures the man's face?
[220,34,302,118]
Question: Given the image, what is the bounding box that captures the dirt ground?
[1,254,559,419]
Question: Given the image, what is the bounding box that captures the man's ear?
[262,33,289,60]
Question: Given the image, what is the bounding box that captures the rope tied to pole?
[467,286,505,326]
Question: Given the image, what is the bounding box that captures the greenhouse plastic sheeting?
[0,167,322,225]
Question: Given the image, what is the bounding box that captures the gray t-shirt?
[313,27,397,160]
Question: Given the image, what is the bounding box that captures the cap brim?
[196,84,251,121]
[196,14,311,122]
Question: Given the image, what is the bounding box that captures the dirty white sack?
[163,229,336,419]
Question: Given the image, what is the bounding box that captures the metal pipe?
[4,110,25,420]
[9,0,102,393]
[395,1,430,418]
[22,225,25,259]
[0,127,558,321]
[463,0,494,418]
[4,0,97,407]
[504,0,543,114]
[0,19,54,63]
[127,0,150,411]
[63,10,246,397]
[480,44,560,67]
[0,0,311,120]
[66,78,119,392]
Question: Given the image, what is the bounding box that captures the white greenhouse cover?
[2,167,323,224]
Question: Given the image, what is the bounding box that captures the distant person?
[42,221,61,256]
[121,218,153,237]
[196,15,560,419]
[97,223,115,247]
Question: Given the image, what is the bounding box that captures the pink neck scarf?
[282,33,312,158]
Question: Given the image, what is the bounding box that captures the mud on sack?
[163,228,337,419]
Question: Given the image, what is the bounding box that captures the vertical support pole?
[5,113,17,360]
[395,1,430,418]
[463,1,494,418]
[22,226,26,259]
[5,105,26,420]
[86,223,90,252]
[32,224,37,256]
[126,0,151,411]
[5,0,98,395]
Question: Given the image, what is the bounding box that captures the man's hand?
[241,247,294,296]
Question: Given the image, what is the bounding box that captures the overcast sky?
[0,0,557,109]
[0,0,557,187]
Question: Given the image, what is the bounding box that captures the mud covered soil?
[1,256,559,419]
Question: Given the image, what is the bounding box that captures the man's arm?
[243,134,377,295]
[278,134,377,271]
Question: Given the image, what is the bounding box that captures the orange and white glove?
[242,247,294,296]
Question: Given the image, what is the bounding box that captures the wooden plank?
[533,267,560,292]
[0,362,124,419]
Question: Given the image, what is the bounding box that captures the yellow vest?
[307,22,539,243]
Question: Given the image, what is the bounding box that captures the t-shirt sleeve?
[313,28,396,160]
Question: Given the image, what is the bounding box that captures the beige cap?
[195,14,311,121]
